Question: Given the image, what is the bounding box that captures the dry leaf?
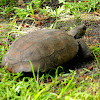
[36,21,44,26]
[18,0,24,5]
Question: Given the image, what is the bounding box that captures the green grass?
[0,65,100,99]
[91,43,100,66]
[0,0,100,19]
[0,0,15,6]
[0,0,100,100]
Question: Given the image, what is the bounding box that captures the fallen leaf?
[18,0,24,5]
[84,1,88,2]
[82,74,87,78]
[93,39,99,43]
[7,13,10,17]
[0,43,3,46]
[87,66,93,70]
[24,23,30,27]
[36,21,44,26]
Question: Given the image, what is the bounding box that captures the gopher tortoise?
[1,25,91,73]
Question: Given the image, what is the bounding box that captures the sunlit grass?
[0,65,100,99]
[0,0,99,19]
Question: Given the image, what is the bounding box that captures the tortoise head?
[68,24,86,39]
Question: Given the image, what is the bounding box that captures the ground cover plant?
[0,0,100,100]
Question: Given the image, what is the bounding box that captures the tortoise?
[1,25,91,73]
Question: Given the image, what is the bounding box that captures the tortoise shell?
[2,29,79,73]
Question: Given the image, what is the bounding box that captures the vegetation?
[0,0,100,19]
[0,0,100,100]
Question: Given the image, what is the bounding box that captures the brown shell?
[2,29,78,73]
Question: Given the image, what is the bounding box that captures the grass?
[0,0,15,6]
[0,0,100,20]
[91,43,100,66]
[0,0,100,100]
[0,65,100,99]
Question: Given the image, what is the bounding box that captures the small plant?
[91,43,100,65]
[14,7,30,19]
[0,6,15,18]
[0,41,9,63]
[0,0,16,6]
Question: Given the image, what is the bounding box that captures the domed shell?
[2,29,78,73]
